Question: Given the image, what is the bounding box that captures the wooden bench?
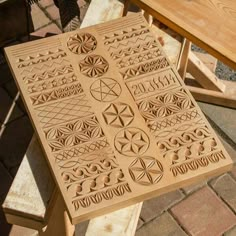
[2,1,185,235]
[124,0,236,108]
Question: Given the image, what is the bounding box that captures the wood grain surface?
[129,0,236,69]
[5,13,233,224]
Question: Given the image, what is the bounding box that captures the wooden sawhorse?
[123,0,236,108]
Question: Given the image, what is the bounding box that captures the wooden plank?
[194,52,217,73]
[81,0,124,28]
[187,80,236,109]
[188,51,225,92]
[5,13,232,225]
[128,0,236,70]
[2,135,56,230]
[178,39,191,79]
[86,203,142,236]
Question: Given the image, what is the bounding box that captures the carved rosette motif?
[79,55,109,78]
[103,102,134,128]
[67,33,97,54]
[129,156,163,186]
[114,127,149,156]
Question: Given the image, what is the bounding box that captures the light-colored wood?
[5,13,232,224]
[194,52,218,73]
[142,10,153,26]
[188,51,225,92]
[187,80,236,109]
[81,0,124,28]
[178,39,191,80]
[151,19,183,68]
[125,0,236,70]
[186,52,236,108]
[2,135,56,230]
[86,203,142,236]
[39,193,75,236]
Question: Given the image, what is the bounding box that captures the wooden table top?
[131,0,236,70]
[5,13,232,224]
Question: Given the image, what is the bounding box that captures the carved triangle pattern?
[23,64,74,84]
[30,83,84,106]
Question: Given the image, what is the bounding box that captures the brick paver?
[231,166,236,179]
[46,4,60,21]
[0,116,33,173]
[31,23,61,37]
[140,190,184,222]
[181,181,206,195]
[31,4,51,30]
[136,212,187,236]
[4,81,26,113]
[199,102,236,143]
[225,226,236,236]
[171,186,236,236]
[0,63,13,86]
[210,174,236,212]
[38,0,54,8]
[0,88,23,124]
[0,162,13,236]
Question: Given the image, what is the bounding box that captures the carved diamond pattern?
[36,95,93,128]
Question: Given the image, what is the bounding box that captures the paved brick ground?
[0,1,236,235]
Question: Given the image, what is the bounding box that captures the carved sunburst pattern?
[129,156,163,186]
[79,55,109,78]
[114,127,149,156]
[67,33,97,54]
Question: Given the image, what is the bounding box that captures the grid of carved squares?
[12,17,228,213]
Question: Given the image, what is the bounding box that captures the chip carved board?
[5,13,232,224]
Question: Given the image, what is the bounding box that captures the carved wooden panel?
[5,13,232,224]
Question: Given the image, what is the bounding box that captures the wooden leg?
[178,39,191,80]
[123,0,130,16]
[187,51,225,92]
[39,193,75,236]
[186,51,236,108]
[141,10,153,26]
